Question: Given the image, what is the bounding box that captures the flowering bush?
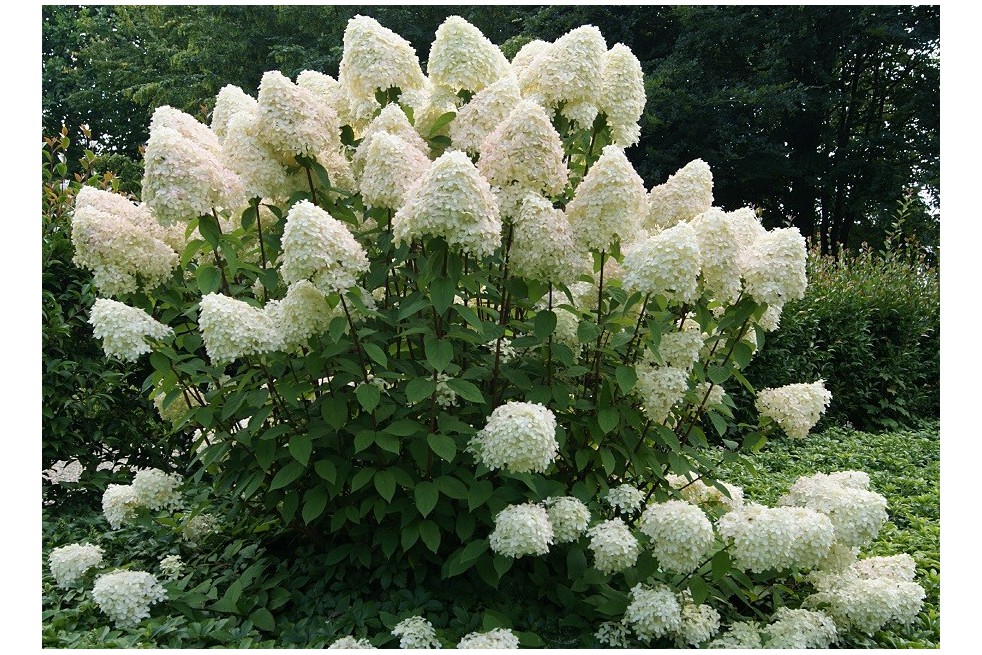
[53,14,930,646]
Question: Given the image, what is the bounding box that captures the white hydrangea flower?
[727,206,767,253]
[154,385,195,425]
[75,184,186,251]
[434,372,458,408]
[428,16,509,93]
[357,132,432,210]
[689,208,743,305]
[764,608,838,649]
[328,636,375,649]
[639,500,715,574]
[666,473,743,510]
[315,147,359,200]
[707,621,762,649]
[622,221,702,302]
[264,280,338,353]
[674,594,721,647]
[567,145,647,252]
[779,471,888,548]
[587,519,639,574]
[598,44,646,147]
[490,503,554,558]
[91,570,167,628]
[742,227,808,308]
[478,99,568,197]
[469,402,558,474]
[544,497,591,544]
[296,70,340,107]
[605,484,645,514]
[393,150,501,258]
[756,380,832,439]
[624,583,682,641]
[149,105,222,156]
[511,39,551,85]
[716,503,835,573]
[509,194,588,285]
[633,358,690,423]
[211,84,258,142]
[411,83,459,138]
[256,70,340,159]
[658,329,704,370]
[352,104,429,179]
[43,459,84,485]
[89,299,173,362]
[131,468,183,512]
[594,621,631,648]
[757,303,784,332]
[198,293,283,366]
[456,628,519,649]
[182,513,220,546]
[158,554,185,581]
[102,484,140,529]
[49,543,104,587]
[391,615,441,649]
[646,159,714,231]
[691,382,727,412]
[223,110,298,201]
[523,26,607,128]
[280,200,369,294]
[449,75,521,155]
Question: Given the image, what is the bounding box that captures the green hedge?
[742,243,939,431]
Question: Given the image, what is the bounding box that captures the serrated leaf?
[355,383,380,413]
[415,481,439,517]
[430,276,454,314]
[302,487,328,524]
[427,434,456,462]
[362,342,388,367]
[197,214,221,249]
[424,335,453,372]
[707,410,728,437]
[577,320,601,343]
[351,467,375,491]
[708,365,731,385]
[446,378,484,404]
[419,520,441,552]
[374,469,396,502]
[195,264,221,294]
[406,377,436,404]
[598,407,618,434]
[534,310,557,338]
[354,430,375,453]
[600,449,615,475]
[269,461,304,491]
[288,433,312,466]
[615,366,637,393]
[314,459,336,484]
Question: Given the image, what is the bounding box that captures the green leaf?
[424,336,453,372]
[195,264,221,294]
[375,432,400,454]
[197,213,221,249]
[436,475,468,499]
[249,608,275,632]
[600,449,616,475]
[711,550,731,581]
[615,366,637,394]
[415,481,439,517]
[460,538,489,564]
[406,378,436,404]
[446,379,484,404]
[354,430,375,453]
[689,575,709,605]
[430,276,455,314]
[362,342,388,367]
[351,467,375,492]
[567,547,587,578]
[577,320,601,343]
[428,434,456,462]
[732,340,754,369]
[708,365,731,385]
[598,407,619,434]
[385,419,423,436]
[534,310,557,339]
[355,383,380,413]
[467,480,494,511]
[374,469,396,502]
[320,395,347,429]
[707,410,728,437]
[288,433,313,466]
[314,459,336,484]
[426,111,457,138]
[419,520,441,552]
[269,461,304,491]
[302,487,328,524]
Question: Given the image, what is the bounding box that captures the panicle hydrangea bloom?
[639,499,715,574]
[74,185,186,251]
[393,150,501,258]
[434,372,458,408]
[352,104,429,179]
[182,513,220,546]
[159,554,185,580]
[598,44,646,147]
[198,293,283,366]
[43,459,84,485]
[49,543,104,587]
[469,402,558,474]
[328,636,375,649]
[490,503,554,558]
[223,111,297,201]
[544,497,591,543]
[707,621,762,649]
[511,39,551,85]
[89,299,173,362]
[692,382,727,411]
[265,280,337,353]
[256,71,340,158]
[357,132,432,210]
[587,519,639,574]
[624,583,682,641]
[567,146,647,252]
[391,616,441,649]
[509,195,588,285]
[150,106,222,156]
[211,85,258,142]
[427,16,509,93]
[778,471,888,548]
[742,227,808,308]
[756,380,832,439]
[91,570,167,628]
[633,358,690,423]
[594,621,631,648]
[756,303,783,332]
[666,473,743,510]
[764,608,838,649]
[142,125,244,225]
[449,75,521,155]
[622,221,702,302]
[674,591,722,646]
[280,200,369,294]
[131,468,183,511]
[296,70,340,107]
[658,329,704,370]
[478,100,568,196]
[727,206,767,252]
[411,84,459,138]
[456,628,520,649]
[605,484,645,514]
[154,386,194,425]
[646,159,714,232]
[102,483,140,529]
[337,15,428,129]
[524,26,607,127]
[716,503,835,573]
[689,208,743,304]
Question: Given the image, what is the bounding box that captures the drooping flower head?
[357,132,432,210]
[716,503,835,573]
[102,484,139,529]
[509,194,588,285]
[633,358,691,423]
[622,221,702,302]
[223,110,298,201]
[449,75,522,155]
[624,583,682,641]
[427,16,509,94]
[478,99,568,195]
[280,200,369,294]
[756,380,832,439]
[352,103,429,179]
[131,468,183,511]
[490,503,554,558]
[211,85,258,142]
[89,299,173,362]
[91,570,167,628]
[598,44,646,147]
[49,543,104,588]
[469,401,558,474]
[689,208,743,305]
[779,471,888,548]
[567,145,647,252]
[264,280,338,353]
[198,293,283,366]
[257,70,340,159]
[523,26,608,128]
[742,227,808,308]
[646,159,714,232]
[675,593,722,646]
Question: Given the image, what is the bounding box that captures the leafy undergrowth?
[42,422,940,648]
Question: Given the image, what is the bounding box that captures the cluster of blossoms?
[182,513,221,546]
[586,519,640,574]
[544,497,592,544]
[88,299,174,362]
[91,570,168,628]
[756,380,833,439]
[716,502,835,573]
[639,499,715,574]
[779,470,888,549]
[603,484,646,514]
[391,615,441,649]
[158,554,185,581]
[101,468,182,529]
[665,473,744,510]
[48,543,104,587]
[456,628,520,649]
[489,503,554,558]
[43,459,84,485]
[328,636,375,649]
[709,608,837,649]
[468,402,558,474]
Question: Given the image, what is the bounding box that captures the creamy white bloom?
[281,200,369,294]
[605,484,646,513]
[689,208,743,304]
[567,146,647,252]
[639,500,715,574]
[707,621,762,649]
[265,280,337,353]
[523,26,607,127]
[357,132,432,210]
[587,519,639,574]
[198,293,282,366]
[92,570,167,628]
[150,105,222,156]
[257,70,340,158]
[43,459,84,485]
[457,628,519,649]
[633,358,690,423]
[666,473,743,510]
[743,226,807,308]
[674,595,722,647]
[211,85,258,142]
[779,470,888,548]
[223,111,297,201]
[428,16,509,93]
[478,100,568,196]
[765,608,837,648]
[691,382,727,412]
[352,104,429,179]
[328,636,375,649]
[594,621,631,648]
[658,329,704,370]
[509,194,588,285]
[756,380,832,439]
[646,159,714,231]
[158,554,185,581]
[599,44,646,147]
[182,513,220,546]
[622,222,702,302]
[490,503,555,558]
[296,70,340,107]
[544,497,591,544]
[102,483,139,529]
[89,299,173,362]
[411,84,459,138]
[624,583,682,641]
[434,372,458,408]
[49,543,104,587]
[75,185,186,252]
[131,468,182,512]
[393,150,501,258]
[511,39,551,85]
[469,402,558,474]
[391,615,440,649]
[716,503,835,573]
[449,75,521,155]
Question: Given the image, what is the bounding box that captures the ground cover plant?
[43,15,937,648]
